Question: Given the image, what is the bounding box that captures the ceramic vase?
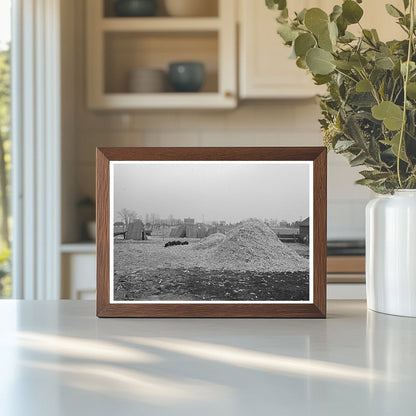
[114,0,157,17]
[366,190,416,317]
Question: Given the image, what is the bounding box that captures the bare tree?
[118,208,138,226]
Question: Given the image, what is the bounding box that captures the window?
[0,0,11,298]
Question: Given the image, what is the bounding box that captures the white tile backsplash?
[328,199,368,240]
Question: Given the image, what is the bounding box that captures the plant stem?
[334,68,358,84]
[397,0,415,188]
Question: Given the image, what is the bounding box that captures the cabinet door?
[239,0,326,99]
[62,253,96,300]
[238,0,403,99]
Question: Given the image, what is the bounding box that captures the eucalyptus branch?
[359,69,381,104]
[397,0,415,188]
[334,68,358,84]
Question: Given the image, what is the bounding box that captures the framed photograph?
[96,147,327,318]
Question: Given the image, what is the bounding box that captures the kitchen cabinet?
[86,0,237,109]
[238,0,404,99]
[61,245,96,300]
[238,0,325,99]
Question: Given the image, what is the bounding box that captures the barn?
[125,220,147,240]
[170,225,186,238]
[170,224,208,238]
[299,217,309,244]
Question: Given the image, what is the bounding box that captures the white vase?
[366,190,416,317]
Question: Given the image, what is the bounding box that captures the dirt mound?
[210,219,308,272]
[194,233,226,250]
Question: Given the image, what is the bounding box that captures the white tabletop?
[0,300,415,416]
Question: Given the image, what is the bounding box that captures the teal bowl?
[114,0,157,17]
[168,62,205,93]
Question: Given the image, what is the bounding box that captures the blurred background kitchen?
[1,0,403,300]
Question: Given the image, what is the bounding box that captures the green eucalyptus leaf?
[385,4,404,18]
[401,61,416,76]
[344,115,367,147]
[369,136,382,163]
[356,79,372,93]
[375,55,395,70]
[399,14,411,29]
[276,14,287,24]
[266,0,287,11]
[350,152,367,167]
[383,132,409,162]
[306,48,335,75]
[304,8,329,35]
[407,82,416,99]
[333,60,353,70]
[296,8,307,23]
[363,29,376,45]
[339,31,356,43]
[350,54,368,70]
[328,21,338,44]
[318,27,334,52]
[349,92,377,107]
[371,29,380,42]
[393,60,402,79]
[372,101,404,130]
[334,140,355,151]
[342,0,364,24]
[277,23,298,43]
[313,74,332,85]
[330,5,342,22]
[296,57,308,69]
[360,170,391,181]
[355,178,377,186]
[294,33,316,57]
[336,15,348,36]
[378,78,386,99]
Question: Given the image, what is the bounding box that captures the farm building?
[299,217,309,244]
[125,219,147,241]
[169,224,208,238]
[170,225,186,238]
[114,222,126,239]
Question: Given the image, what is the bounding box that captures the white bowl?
[164,0,218,17]
[128,68,167,93]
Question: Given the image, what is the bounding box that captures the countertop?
[0,300,415,415]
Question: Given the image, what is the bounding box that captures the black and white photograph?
[110,161,313,303]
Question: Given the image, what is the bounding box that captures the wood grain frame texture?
[96,147,327,318]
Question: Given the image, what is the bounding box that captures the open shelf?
[87,0,236,109]
[91,92,235,109]
[103,0,219,18]
[104,31,218,94]
[101,17,221,32]
[61,243,96,254]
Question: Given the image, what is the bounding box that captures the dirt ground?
[113,237,310,301]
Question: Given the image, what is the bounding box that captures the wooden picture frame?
[96,147,327,318]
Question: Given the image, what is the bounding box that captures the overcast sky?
[113,162,310,223]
